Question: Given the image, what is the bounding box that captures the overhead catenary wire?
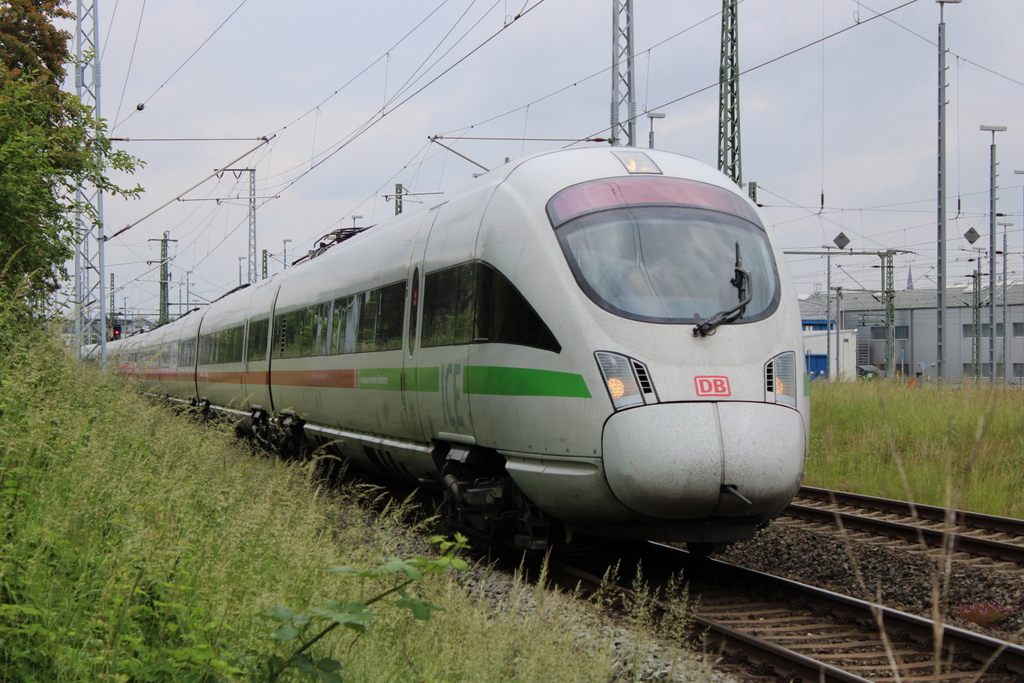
[108,136,273,241]
[113,0,252,131]
[110,0,145,127]
[255,0,548,204]
[566,0,922,146]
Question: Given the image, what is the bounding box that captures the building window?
[870,326,885,340]
[894,326,909,340]
[962,323,1003,338]
[1014,322,1024,338]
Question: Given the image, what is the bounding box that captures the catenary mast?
[74,0,107,362]
[610,0,636,147]
[718,0,741,186]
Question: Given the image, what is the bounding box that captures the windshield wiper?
[693,242,752,338]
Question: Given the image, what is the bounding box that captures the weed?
[953,601,1013,628]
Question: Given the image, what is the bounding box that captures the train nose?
[602,402,805,520]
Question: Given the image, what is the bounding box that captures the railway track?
[785,487,1024,567]
[545,540,1024,683]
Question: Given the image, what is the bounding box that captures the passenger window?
[357,290,380,352]
[178,338,196,367]
[246,319,269,362]
[331,295,359,354]
[376,282,406,352]
[422,263,475,347]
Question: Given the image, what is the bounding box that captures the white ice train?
[108,147,809,552]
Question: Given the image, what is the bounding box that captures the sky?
[64,0,1024,318]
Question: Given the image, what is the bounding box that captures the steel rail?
[642,542,1024,681]
[548,554,872,683]
[798,486,1024,536]
[786,503,1024,564]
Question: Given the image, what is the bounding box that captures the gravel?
[454,559,737,682]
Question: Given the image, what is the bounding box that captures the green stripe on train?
[463,366,591,398]
[413,366,440,392]
[357,366,590,398]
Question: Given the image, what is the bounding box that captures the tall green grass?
[0,331,656,681]
[807,380,1024,517]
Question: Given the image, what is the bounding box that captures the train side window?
[178,338,196,367]
[376,281,406,352]
[408,268,420,356]
[315,302,332,356]
[246,318,269,362]
[422,262,475,347]
[357,290,381,352]
[199,332,215,364]
[331,294,358,354]
[476,263,561,353]
[281,307,318,359]
[223,326,245,363]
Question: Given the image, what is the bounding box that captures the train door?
[242,282,281,413]
[407,200,479,446]
[401,209,441,444]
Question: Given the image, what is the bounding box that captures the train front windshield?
[547,176,780,325]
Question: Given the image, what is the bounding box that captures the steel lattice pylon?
[718,0,741,185]
[610,0,635,147]
[74,0,106,360]
[220,168,256,285]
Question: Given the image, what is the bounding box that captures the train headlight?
[765,351,797,407]
[596,351,645,411]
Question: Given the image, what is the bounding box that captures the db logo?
[694,376,731,397]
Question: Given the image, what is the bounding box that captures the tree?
[0,0,73,85]
[0,0,142,304]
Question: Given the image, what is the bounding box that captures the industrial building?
[799,284,1024,382]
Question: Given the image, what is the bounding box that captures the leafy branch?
[261,534,469,683]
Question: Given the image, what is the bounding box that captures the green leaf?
[310,607,373,628]
[271,624,299,641]
[383,558,407,573]
[451,558,469,570]
[271,605,293,622]
[317,657,342,673]
[411,601,432,621]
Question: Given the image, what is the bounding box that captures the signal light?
[111,324,122,340]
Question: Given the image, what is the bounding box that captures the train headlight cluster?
[596,351,646,411]
[764,351,797,407]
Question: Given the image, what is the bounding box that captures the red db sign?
[694,376,731,397]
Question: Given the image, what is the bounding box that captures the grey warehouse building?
[798,283,1024,381]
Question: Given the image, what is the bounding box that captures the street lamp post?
[981,125,1007,380]
[647,112,665,149]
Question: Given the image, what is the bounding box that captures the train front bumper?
[602,401,805,521]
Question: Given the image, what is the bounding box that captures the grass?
[806,379,1024,517]
[2,330,691,682]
